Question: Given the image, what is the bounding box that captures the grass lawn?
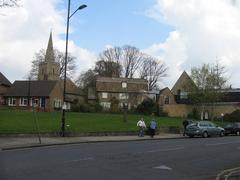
[0,110,184,134]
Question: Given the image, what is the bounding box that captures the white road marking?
[65,157,94,163]
[153,165,172,170]
[147,147,184,153]
[205,141,240,146]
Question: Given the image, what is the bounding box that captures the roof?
[171,71,195,94]
[159,87,171,94]
[0,72,11,87]
[96,76,148,84]
[4,80,58,97]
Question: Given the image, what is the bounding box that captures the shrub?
[187,107,199,119]
[136,98,157,115]
[223,109,240,122]
[110,97,120,113]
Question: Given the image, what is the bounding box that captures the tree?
[95,47,122,77]
[139,55,168,90]
[29,48,77,80]
[189,62,229,120]
[94,60,122,77]
[75,69,96,91]
[122,45,142,78]
[0,0,19,7]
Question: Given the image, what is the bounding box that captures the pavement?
[0,133,183,150]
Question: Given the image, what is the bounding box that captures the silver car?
[186,121,225,138]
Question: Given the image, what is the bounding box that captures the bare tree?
[29,48,76,80]
[0,0,20,7]
[75,69,96,91]
[122,45,143,78]
[139,55,168,90]
[95,47,122,77]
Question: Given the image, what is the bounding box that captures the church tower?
[38,32,60,80]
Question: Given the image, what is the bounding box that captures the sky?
[1,0,240,88]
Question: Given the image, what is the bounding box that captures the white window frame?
[119,93,129,100]
[100,102,111,109]
[122,82,127,88]
[54,99,62,108]
[102,92,108,99]
[8,97,16,106]
[19,97,28,106]
[33,98,39,107]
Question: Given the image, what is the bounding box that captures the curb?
[1,135,185,151]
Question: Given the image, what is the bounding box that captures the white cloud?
[0,0,96,82]
[145,0,240,88]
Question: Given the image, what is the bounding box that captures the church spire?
[45,31,55,62]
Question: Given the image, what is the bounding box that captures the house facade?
[4,80,63,111]
[95,76,148,110]
[159,71,240,119]
[0,72,12,105]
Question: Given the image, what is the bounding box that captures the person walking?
[137,117,146,137]
[182,119,189,136]
[149,118,157,138]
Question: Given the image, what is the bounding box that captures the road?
[1,136,240,180]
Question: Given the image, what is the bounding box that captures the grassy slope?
[0,110,183,133]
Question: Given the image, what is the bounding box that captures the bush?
[223,109,240,122]
[110,97,120,113]
[136,98,157,115]
[71,102,102,113]
[187,107,199,119]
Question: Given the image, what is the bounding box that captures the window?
[119,93,128,100]
[19,97,28,106]
[164,96,170,104]
[100,102,111,109]
[122,82,127,88]
[102,92,108,99]
[180,91,188,99]
[40,98,46,108]
[33,98,39,107]
[8,97,16,106]
[54,99,62,108]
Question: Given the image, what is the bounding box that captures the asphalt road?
[1,136,240,180]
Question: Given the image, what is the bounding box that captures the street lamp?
[61,1,87,137]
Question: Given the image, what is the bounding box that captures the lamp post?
[61,1,87,137]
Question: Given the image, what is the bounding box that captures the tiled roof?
[4,80,58,97]
[96,76,147,84]
[0,72,11,86]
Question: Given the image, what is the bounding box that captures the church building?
[4,32,81,111]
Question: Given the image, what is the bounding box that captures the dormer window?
[122,82,127,88]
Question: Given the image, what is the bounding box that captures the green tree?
[189,62,229,120]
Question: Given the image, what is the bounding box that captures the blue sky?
[58,0,173,53]
[1,0,240,88]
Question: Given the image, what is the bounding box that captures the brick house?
[159,71,240,119]
[0,72,12,105]
[4,80,62,111]
[95,76,148,110]
[4,79,82,111]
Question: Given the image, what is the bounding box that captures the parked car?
[224,123,240,136]
[186,121,225,138]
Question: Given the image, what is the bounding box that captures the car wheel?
[236,131,240,136]
[189,135,194,138]
[203,131,208,138]
[220,131,224,137]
